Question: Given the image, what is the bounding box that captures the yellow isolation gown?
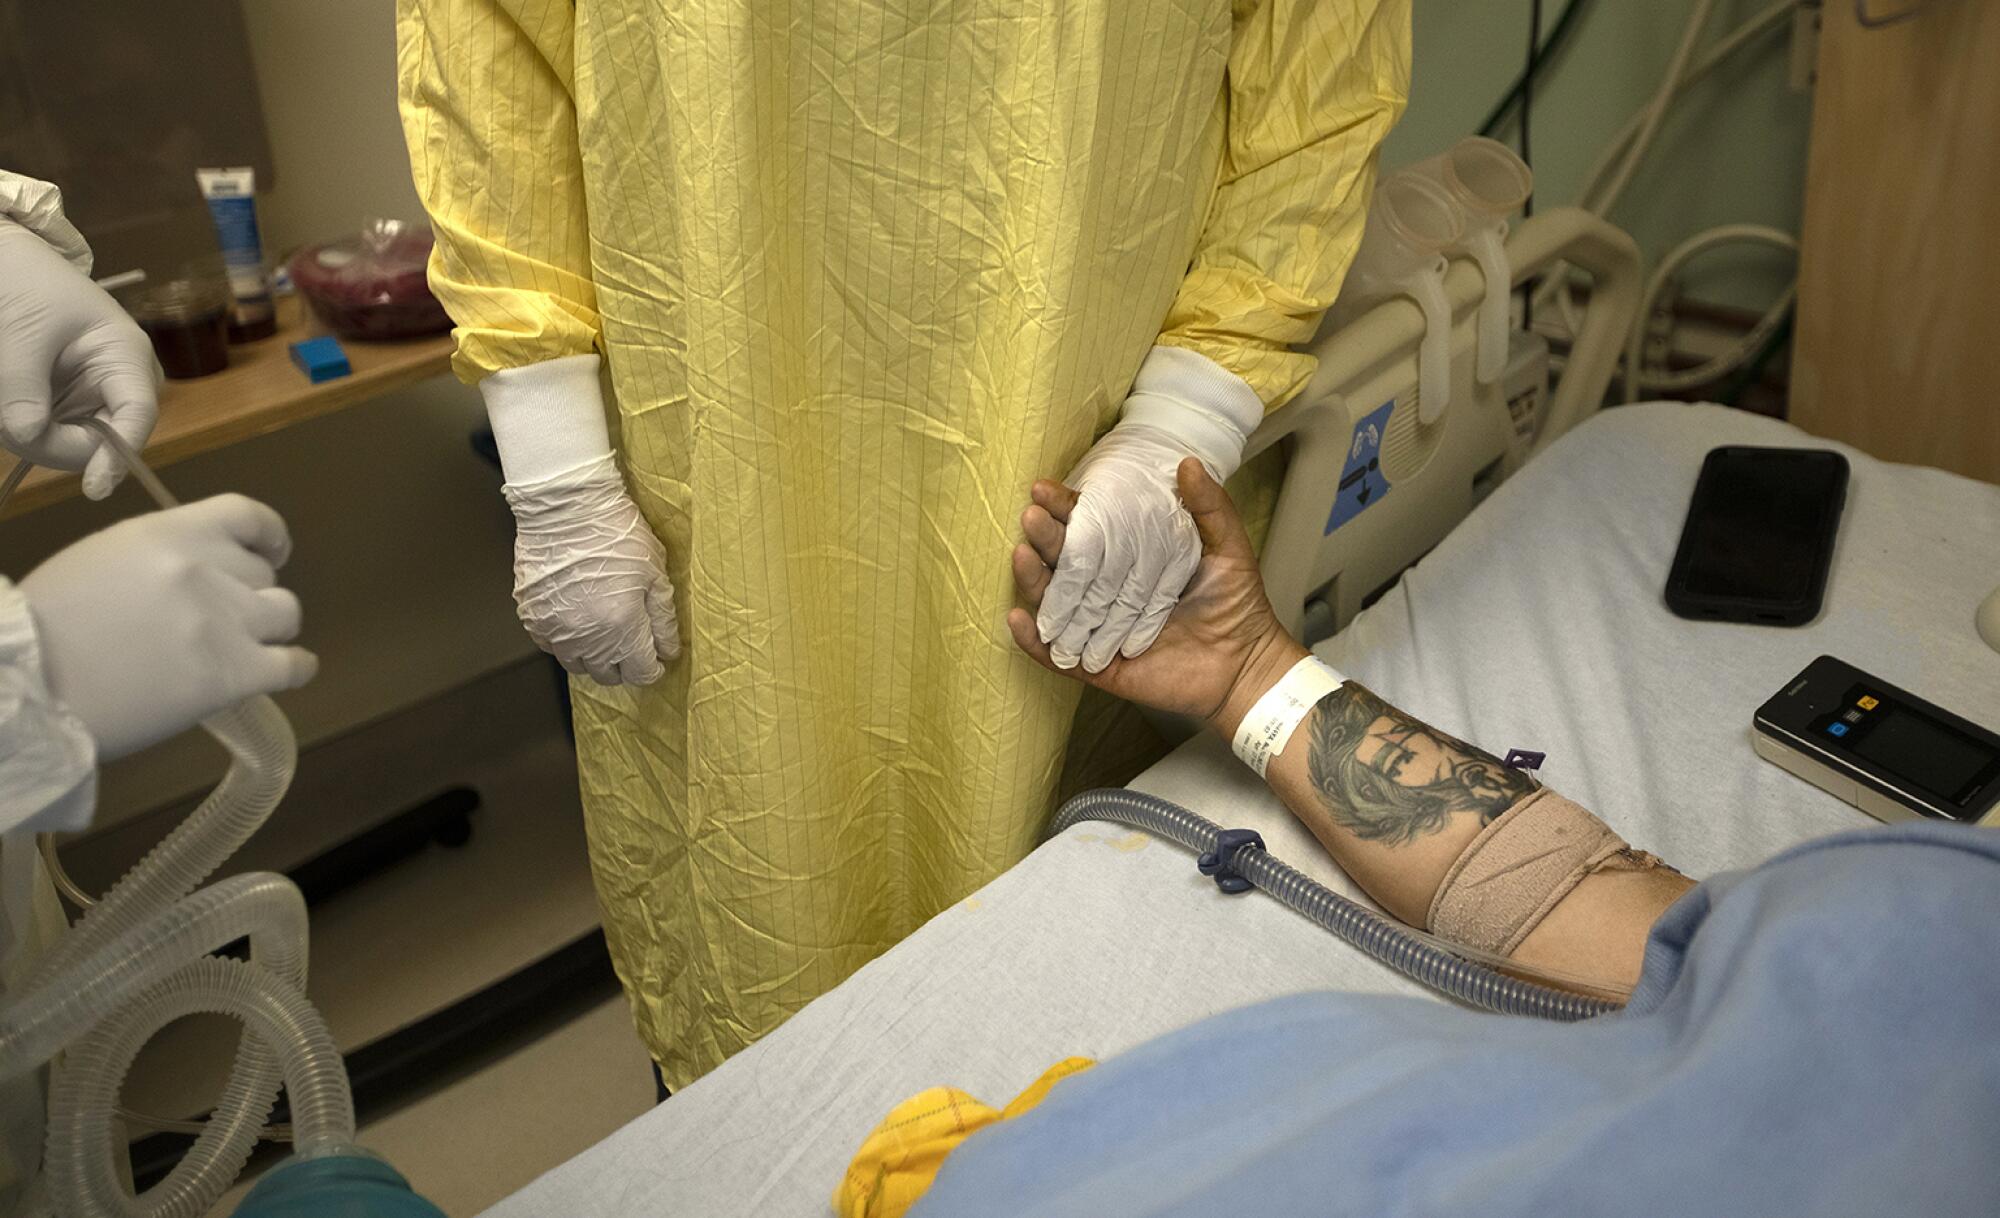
[398,0,1408,1085]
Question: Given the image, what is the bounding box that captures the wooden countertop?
[0,295,455,518]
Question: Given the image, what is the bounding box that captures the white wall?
[1386,0,1811,313]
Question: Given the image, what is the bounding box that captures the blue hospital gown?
[912,822,2000,1217]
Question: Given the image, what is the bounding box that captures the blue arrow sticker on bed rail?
[1325,399,1395,535]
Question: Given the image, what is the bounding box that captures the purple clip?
[1197,828,1266,896]
[1502,748,1546,771]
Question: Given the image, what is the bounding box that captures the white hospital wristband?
[1231,657,1348,777]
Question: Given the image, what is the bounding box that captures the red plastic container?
[288,220,451,340]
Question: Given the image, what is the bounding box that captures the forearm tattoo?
[1303,684,1535,845]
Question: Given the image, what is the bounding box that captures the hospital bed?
[484,229,2000,1216]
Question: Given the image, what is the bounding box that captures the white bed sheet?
[486,403,2000,1217]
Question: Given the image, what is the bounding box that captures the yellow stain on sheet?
[1071,831,1151,852]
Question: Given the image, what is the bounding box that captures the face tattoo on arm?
[1304,684,1536,845]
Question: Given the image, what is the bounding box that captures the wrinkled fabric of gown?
[398,0,1408,1084]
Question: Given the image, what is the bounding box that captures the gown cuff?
[1120,345,1267,483]
[478,354,616,488]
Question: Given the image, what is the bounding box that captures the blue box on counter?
[288,336,351,383]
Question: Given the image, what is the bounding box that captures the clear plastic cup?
[1435,135,1534,218]
[1335,171,1463,422]
[1411,138,1535,385]
[126,274,233,380]
[1366,173,1464,273]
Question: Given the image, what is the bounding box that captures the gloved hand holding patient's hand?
[505,454,680,686]
[1034,423,1206,674]
[21,495,318,760]
[1011,458,1306,733]
[0,220,159,500]
[1034,347,1264,674]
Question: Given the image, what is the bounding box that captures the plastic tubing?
[0,873,306,1085]
[0,737,354,1217]
[47,958,351,1218]
[1,873,353,1216]
[1537,0,1795,336]
[1050,789,1623,1021]
[1623,224,1798,403]
[26,698,296,988]
[1586,0,1717,219]
[1571,1,1793,222]
[0,417,355,1217]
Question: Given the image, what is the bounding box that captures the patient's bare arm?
[1009,459,1692,990]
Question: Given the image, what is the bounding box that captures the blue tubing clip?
[1196,828,1265,895]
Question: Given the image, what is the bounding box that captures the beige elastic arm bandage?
[1425,788,1666,957]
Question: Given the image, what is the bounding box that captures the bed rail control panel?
[1753,655,2000,827]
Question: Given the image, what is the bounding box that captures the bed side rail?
[1248,208,1640,639]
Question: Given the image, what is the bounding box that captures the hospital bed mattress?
[486,403,2000,1217]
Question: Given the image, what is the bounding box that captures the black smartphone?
[1664,446,1848,626]
[1753,655,2000,826]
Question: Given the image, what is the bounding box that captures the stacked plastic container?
[1326,137,1535,424]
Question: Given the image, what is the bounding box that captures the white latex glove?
[504,454,681,685]
[19,495,317,760]
[0,220,160,500]
[482,355,680,686]
[1037,346,1265,673]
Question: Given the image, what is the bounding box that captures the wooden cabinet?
[1790,0,2000,482]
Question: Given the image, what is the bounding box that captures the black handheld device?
[1753,655,2000,826]
[1665,446,1848,626]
